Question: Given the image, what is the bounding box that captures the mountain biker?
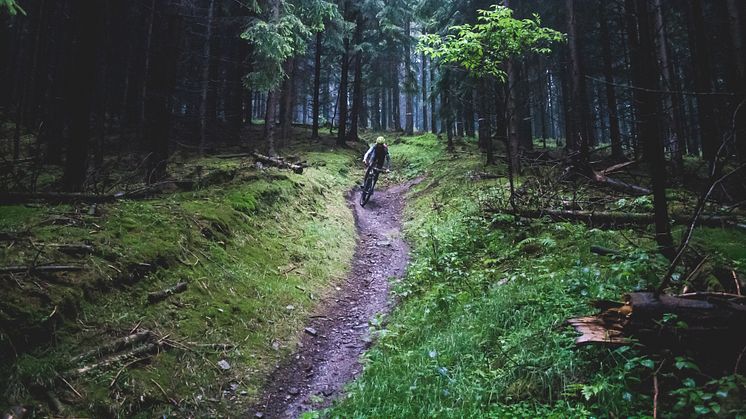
[361,136,390,188]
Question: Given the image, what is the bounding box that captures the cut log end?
[568,292,746,359]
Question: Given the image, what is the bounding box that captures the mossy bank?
[0,145,359,417]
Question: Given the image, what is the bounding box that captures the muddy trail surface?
[251,178,421,418]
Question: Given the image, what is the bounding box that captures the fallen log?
[147,281,188,303]
[70,330,152,363]
[252,152,304,174]
[590,245,622,257]
[215,153,253,159]
[599,160,636,176]
[593,171,651,196]
[0,265,83,274]
[566,316,630,345]
[72,343,160,376]
[42,243,95,254]
[501,208,746,231]
[568,292,746,370]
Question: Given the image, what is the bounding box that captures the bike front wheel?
[360,173,374,207]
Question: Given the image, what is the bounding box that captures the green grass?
[1,144,358,416]
[323,134,746,418]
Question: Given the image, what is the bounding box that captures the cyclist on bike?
[361,137,390,188]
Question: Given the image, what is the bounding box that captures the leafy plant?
[418,5,564,81]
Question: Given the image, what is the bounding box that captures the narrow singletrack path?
[251,178,422,418]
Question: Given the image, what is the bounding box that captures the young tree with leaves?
[419,5,564,172]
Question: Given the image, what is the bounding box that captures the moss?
[0,205,44,231]
[0,141,359,416]
[687,227,746,266]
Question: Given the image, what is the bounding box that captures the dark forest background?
[2,1,744,188]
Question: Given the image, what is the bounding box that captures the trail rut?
[251,178,421,418]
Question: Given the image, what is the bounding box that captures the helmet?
[376,136,385,145]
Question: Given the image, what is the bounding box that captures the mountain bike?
[360,166,386,207]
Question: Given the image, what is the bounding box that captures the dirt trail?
[251,178,421,418]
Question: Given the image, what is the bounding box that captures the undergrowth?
[0,141,359,416]
[324,133,746,418]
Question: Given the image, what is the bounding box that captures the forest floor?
[2,127,745,418]
[252,177,422,418]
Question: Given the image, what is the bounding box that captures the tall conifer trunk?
[62,1,100,191]
[421,51,428,132]
[337,36,350,145]
[198,0,215,154]
[348,14,364,141]
[404,20,414,135]
[599,2,624,160]
[688,0,718,161]
[653,0,685,174]
[565,0,591,171]
[626,0,674,257]
[312,32,322,139]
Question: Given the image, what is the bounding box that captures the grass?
[0,140,359,416]
[2,131,744,417]
[322,133,746,418]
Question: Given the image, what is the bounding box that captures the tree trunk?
[516,64,531,150]
[421,51,428,133]
[404,20,414,136]
[430,62,437,134]
[625,0,674,257]
[566,0,591,171]
[198,0,216,154]
[538,58,549,147]
[599,1,624,160]
[228,34,248,138]
[441,70,454,151]
[311,31,322,139]
[726,0,746,163]
[478,78,494,164]
[381,82,388,130]
[391,60,402,131]
[506,61,521,174]
[653,0,685,175]
[348,14,364,142]
[371,82,381,131]
[138,0,156,145]
[264,0,281,155]
[264,90,278,155]
[337,36,350,145]
[280,58,295,143]
[94,8,108,170]
[144,2,182,183]
[465,87,475,138]
[688,0,718,161]
[62,1,101,192]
